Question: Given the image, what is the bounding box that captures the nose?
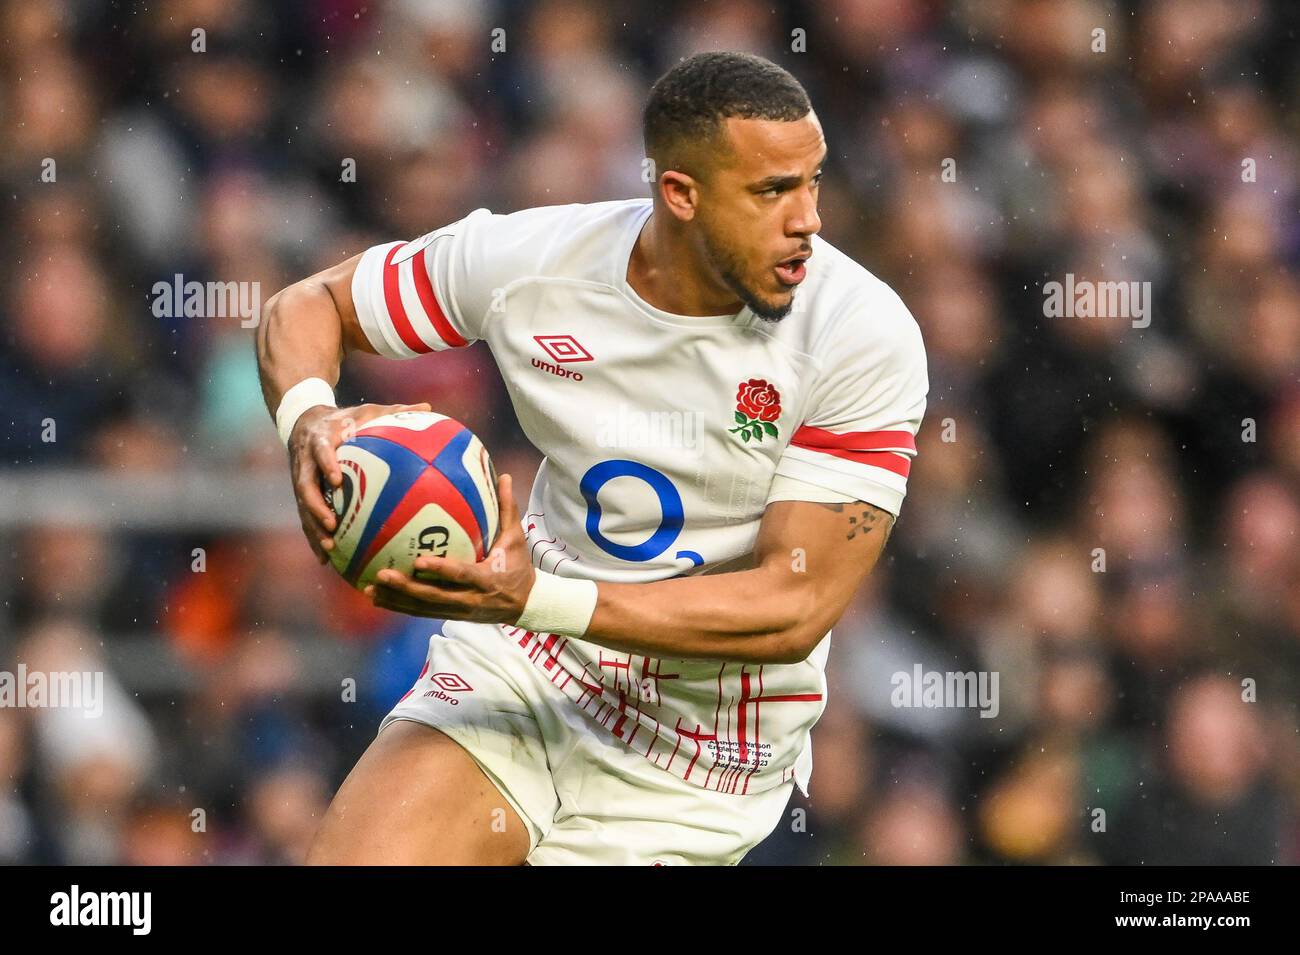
[788,186,821,240]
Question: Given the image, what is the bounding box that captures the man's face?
[694,111,825,321]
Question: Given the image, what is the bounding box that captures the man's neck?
[626,209,744,317]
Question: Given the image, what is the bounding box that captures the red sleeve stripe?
[790,425,915,477]
[791,425,916,452]
[381,245,435,355]
[412,245,468,348]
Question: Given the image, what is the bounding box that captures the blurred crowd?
[1,0,1298,865]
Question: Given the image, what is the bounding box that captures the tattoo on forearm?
[813,500,894,544]
[846,506,883,542]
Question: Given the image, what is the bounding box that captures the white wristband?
[515,570,599,637]
[276,377,337,447]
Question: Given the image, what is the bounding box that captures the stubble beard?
[700,229,795,323]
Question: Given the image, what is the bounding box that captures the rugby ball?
[323,411,500,589]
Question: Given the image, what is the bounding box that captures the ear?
[659,169,700,222]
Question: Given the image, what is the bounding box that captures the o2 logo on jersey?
[579,460,703,569]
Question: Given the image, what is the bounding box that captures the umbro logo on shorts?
[423,671,473,704]
[430,672,472,692]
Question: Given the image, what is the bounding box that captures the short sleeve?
[770,289,929,517]
[351,206,528,359]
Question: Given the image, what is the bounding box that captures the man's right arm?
[257,253,374,415]
[256,254,430,563]
[260,209,531,561]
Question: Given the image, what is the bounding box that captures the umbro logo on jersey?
[534,335,593,362]
[532,335,592,380]
[423,671,473,704]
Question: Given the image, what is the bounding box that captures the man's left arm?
[582,496,895,663]
[367,473,894,666]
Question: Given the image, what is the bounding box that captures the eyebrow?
[749,150,829,191]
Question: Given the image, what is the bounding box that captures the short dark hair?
[642,52,811,181]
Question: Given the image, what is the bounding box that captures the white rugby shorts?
[379,620,796,865]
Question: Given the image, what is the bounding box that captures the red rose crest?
[730,378,782,443]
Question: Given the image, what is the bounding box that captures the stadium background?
[1,0,1298,865]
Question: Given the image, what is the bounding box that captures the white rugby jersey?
[352,198,928,797]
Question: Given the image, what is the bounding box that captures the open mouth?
[774,253,809,286]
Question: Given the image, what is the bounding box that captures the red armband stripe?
[790,425,915,477]
[790,425,916,452]
[413,245,468,348]
[381,245,435,354]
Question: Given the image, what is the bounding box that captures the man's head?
[643,52,824,322]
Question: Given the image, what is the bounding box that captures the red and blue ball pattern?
[324,411,500,589]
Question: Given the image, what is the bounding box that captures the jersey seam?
[473,205,604,338]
